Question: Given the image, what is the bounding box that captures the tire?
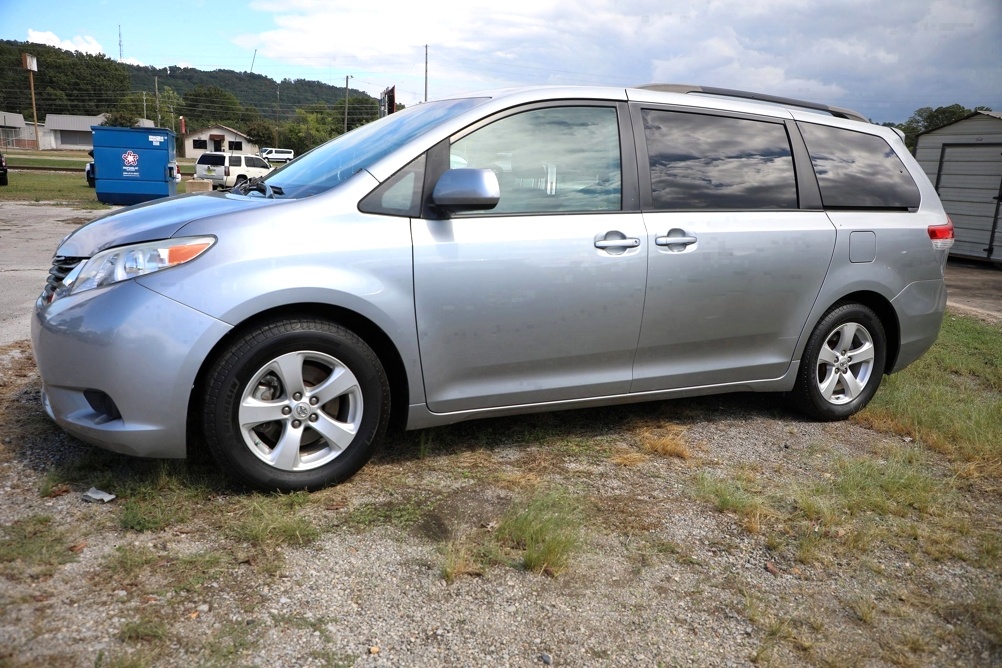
[201,317,390,490]
[234,175,247,187]
[86,176,94,188]
[790,303,886,421]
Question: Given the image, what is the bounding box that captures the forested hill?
[126,65,370,115]
[0,39,370,120]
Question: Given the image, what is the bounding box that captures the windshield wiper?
[232,177,284,198]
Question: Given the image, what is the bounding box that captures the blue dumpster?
[91,126,178,205]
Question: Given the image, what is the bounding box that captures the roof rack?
[636,84,869,124]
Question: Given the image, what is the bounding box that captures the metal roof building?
[915,111,1002,262]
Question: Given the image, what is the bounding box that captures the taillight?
[224,165,230,177]
[928,218,955,251]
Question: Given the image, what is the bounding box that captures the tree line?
[0,39,991,156]
[0,40,389,155]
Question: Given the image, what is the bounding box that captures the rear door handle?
[655,229,698,249]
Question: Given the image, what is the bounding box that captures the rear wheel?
[201,317,390,490]
[791,303,886,421]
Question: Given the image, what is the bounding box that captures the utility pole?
[344,75,353,134]
[21,53,39,149]
[424,45,428,102]
[143,91,147,120]
[155,76,161,127]
[118,25,123,61]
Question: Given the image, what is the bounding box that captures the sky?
[1,0,1000,124]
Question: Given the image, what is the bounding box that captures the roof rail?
[636,84,870,124]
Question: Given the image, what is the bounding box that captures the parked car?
[85,149,95,187]
[0,151,7,186]
[31,84,954,491]
[260,147,295,163]
[194,152,272,189]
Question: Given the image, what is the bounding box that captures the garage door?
[934,144,1002,261]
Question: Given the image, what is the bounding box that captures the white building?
[915,111,1002,262]
[182,124,259,159]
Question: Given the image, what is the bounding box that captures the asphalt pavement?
[1,201,1000,347]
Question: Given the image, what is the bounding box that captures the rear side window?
[642,110,798,210]
[229,156,241,167]
[197,154,225,166]
[799,123,920,210]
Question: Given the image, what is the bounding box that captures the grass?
[0,169,189,204]
[854,313,1002,478]
[0,514,79,580]
[0,171,106,203]
[495,488,584,575]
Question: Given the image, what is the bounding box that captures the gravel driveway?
[1,202,1000,667]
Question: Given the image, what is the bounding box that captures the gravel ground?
[1,203,1000,667]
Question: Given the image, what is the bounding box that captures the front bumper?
[31,281,232,458]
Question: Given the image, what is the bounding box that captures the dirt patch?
[1,347,1000,666]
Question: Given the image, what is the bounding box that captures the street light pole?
[344,75,353,134]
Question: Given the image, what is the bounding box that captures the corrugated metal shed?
[915,111,1002,262]
[0,112,26,128]
[44,114,108,131]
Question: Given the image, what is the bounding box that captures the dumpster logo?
[122,150,140,178]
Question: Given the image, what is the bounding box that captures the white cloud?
[27,29,104,55]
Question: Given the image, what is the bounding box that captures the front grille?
[42,255,84,302]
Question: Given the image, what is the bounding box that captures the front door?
[413,104,648,413]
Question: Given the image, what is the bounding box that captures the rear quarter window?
[197,154,225,166]
[799,123,920,210]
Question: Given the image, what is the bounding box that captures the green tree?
[180,84,243,128]
[896,104,992,152]
[101,109,139,127]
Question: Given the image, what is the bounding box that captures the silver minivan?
[31,84,954,490]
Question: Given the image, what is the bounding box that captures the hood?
[58,192,282,257]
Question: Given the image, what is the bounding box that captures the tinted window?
[229,156,241,167]
[197,154,225,166]
[643,110,798,210]
[799,123,920,210]
[450,106,621,214]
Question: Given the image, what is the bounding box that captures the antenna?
[250,49,256,73]
[118,25,123,62]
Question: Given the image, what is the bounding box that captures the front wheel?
[200,318,390,490]
[790,303,886,421]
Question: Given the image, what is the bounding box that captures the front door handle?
[594,231,640,255]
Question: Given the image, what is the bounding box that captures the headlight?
[60,236,216,298]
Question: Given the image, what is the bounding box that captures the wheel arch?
[824,290,900,373]
[187,302,411,454]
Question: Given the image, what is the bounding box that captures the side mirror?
[431,168,500,212]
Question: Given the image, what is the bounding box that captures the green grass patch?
[855,313,1002,477]
[0,169,189,204]
[226,493,319,548]
[0,514,78,580]
[496,488,584,575]
[4,156,90,169]
[117,615,168,642]
[0,170,103,203]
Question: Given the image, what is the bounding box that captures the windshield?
[262,97,488,199]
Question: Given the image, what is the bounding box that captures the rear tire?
[791,303,886,421]
[200,317,390,490]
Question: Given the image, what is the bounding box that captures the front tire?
[201,318,390,490]
[791,303,886,421]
